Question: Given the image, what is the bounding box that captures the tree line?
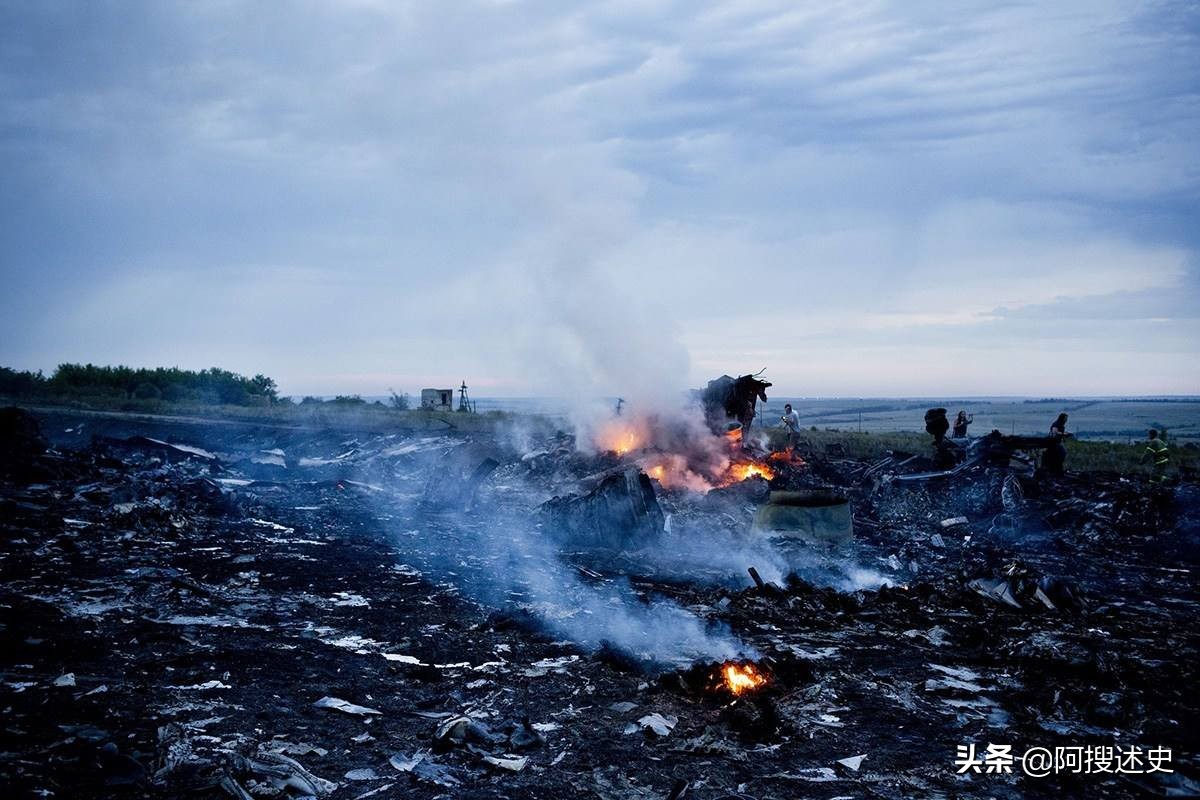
[0,364,279,406]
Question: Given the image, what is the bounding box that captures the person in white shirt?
[781,403,801,451]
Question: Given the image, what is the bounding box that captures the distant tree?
[133,382,162,400]
[329,395,366,405]
[42,363,281,406]
[0,367,47,397]
[388,388,411,410]
[300,396,324,405]
[250,374,279,402]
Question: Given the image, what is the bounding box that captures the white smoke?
[389,505,750,667]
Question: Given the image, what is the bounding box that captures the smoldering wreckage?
[1,375,1198,800]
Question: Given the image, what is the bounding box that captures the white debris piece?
[523,655,580,676]
[769,767,839,782]
[252,449,287,467]
[929,663,982,681]
[382,653,423,665]
[483,754,528,772]
[837,754,867,771]
[940,516,969,528]
[968,577,1022,608]
[265,741,328,757]
[168,680,231,691]
[250,518,294,533]
[388,752,425,772]
[925,677,985,693]
[160,615,262,628]
[636,713,678,737]
[53,673,76,687]
[330,592,370,607]
[313,696,382,716]
[344,768,382,781]
[352,783,395,800]
[146,439,216,460]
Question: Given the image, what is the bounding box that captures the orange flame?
[594,420,645,456]
[612,432,639,455]
[641,455,715,492]
[767,450,805,465]
[722,662,767,695]
[727,461,775,482]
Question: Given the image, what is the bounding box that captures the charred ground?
[1,407,1197,799]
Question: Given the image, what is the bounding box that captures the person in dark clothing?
[1141,429,1169,485]
[1050,413,1069,437]
[925,408,950,443]
[952,410,973,438]
[1042,413,1070,476]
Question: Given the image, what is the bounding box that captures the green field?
[759,397,1200,443]
[755,426,1197,478]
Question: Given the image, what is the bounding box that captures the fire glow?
[594,420,646,456]
[596,413,785,492]
[720,661,768,695]
[726,461,775,483]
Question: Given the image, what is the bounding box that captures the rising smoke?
[388,503,750,668]
[383,242,885,667]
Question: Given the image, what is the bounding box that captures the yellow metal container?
[753,489,853,545]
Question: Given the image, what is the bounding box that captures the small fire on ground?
[726,461,775,483]
[718,660,769,696]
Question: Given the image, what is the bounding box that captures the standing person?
[1042,413,1070,476]
[924,408,950,443]
[781,403,801,451]
[1050,413,1069,438]
[952,410,973,438]
[1141,429,1169,485]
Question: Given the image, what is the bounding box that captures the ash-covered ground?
[2,407,1198,799]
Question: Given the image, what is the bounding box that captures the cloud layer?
[1,1,1196,395]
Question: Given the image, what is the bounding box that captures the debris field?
[1,406,1197,799]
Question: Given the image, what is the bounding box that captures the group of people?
[777,404,1172,484]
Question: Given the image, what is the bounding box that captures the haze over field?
[1,2,1197,397]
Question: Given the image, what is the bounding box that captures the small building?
[420,388,454,411]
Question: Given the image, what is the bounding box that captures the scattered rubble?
[0,405,1196,798]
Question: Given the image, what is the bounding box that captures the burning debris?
[0,404,1197,799]
[718,661,769,696]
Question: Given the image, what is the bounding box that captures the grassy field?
[757,397,1200,443]
[7,395,552,437]
[757,426,1197,478]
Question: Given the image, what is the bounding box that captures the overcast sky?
[1,1,1197,398]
